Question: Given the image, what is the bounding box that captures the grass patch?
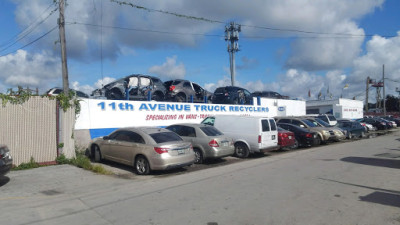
[12,157,41,170]
[56,151,112,175]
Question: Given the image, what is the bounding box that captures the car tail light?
[208,139,219,147]
[305,133,313,138]
[169,86,176,91]
[154,147,169,154]
[258,135,261,143]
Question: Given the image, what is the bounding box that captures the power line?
[0,4,58,54]
[0,26,58,57]
[0,1,57,48]
[66,21,224,37]
[110,0,396,38]
[66,21,375,40]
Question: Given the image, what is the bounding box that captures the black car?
[277,123,319,147]
[0,145,13,177]
[164,79,212,103]
[251,91,289,99]
[46,87,89,98]
[212,86,252,105]
[359,118,387,130]
[382,116,400,126]
[91,74,166,101]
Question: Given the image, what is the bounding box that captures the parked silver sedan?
[166,123,234,163]
[88,127,195,175]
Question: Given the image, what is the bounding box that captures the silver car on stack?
[88,127,195,175]
[166,123,234,163]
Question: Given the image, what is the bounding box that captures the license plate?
[177,149,185,155]
[222,141,228,147]
[288,136,292,139]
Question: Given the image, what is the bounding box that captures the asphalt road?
[1,130,400,225]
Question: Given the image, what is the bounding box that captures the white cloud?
[204,76,233,92]
[0,50,60,93]
[148,56,186,79]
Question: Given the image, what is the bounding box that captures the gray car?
[166,123,234,164]
[88,127,195,175]
[0,145,13,176]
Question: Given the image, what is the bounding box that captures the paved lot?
[1,129,399,225]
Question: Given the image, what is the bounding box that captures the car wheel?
[360,131,365,138]
[151,92,163,101]
[314,135,322,146]
[193,148,203,164]
[291,139,299,150]
[93,145,102,162]
[135,155,150,175]
[107,90,123,100]
[175,93,186,102]
[348,132,353,139]
[234,143,249,158]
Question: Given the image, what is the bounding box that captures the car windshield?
[302,119,317,127]
[328,115,337,121]
[149,132,183,143]
[200,127,223,136]
[315,118,331,127]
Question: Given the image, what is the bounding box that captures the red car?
[277,127,296,150]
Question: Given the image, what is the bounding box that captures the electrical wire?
[110,0,396,38]
[0,26,58,57]
[0,5,58,54]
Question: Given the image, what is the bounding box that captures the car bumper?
[0,158,13,176]
[149,153,195,171]
[207,146,235,158]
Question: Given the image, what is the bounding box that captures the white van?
[201,115,279,158]
[315,114,337,126]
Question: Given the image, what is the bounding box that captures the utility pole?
[58,0,69,94]
[396,87,400,112]
[225,22,240,86]
[366,76,370,112]
[383,64,386,116]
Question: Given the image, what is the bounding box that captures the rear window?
[149,132,183,143]
[214,87,226,94]
[302,119,317,127]
[200,126,223,136]
[261,120,270,131]
[328,115,337,121]
[269,119,277,131]
[172,80,182,85]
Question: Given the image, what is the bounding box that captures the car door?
[192,83,204,101]
[103,131,138,165]
[260,119,277,148]
[243,89,252,104]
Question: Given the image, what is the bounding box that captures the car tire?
[193,148,203,164]
[151,92,163,101]
[175,93,186,102]
[107,90,123,100]
[291,139,299,150]
[135,155,150,175]
[234,143,250,158]
[360,131,365,138]
[348,132,353,139]
[315,135,322,146]
[93,145,102,162]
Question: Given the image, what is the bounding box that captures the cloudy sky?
[0,0,400,102]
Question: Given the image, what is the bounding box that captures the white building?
[306,98,364,119]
